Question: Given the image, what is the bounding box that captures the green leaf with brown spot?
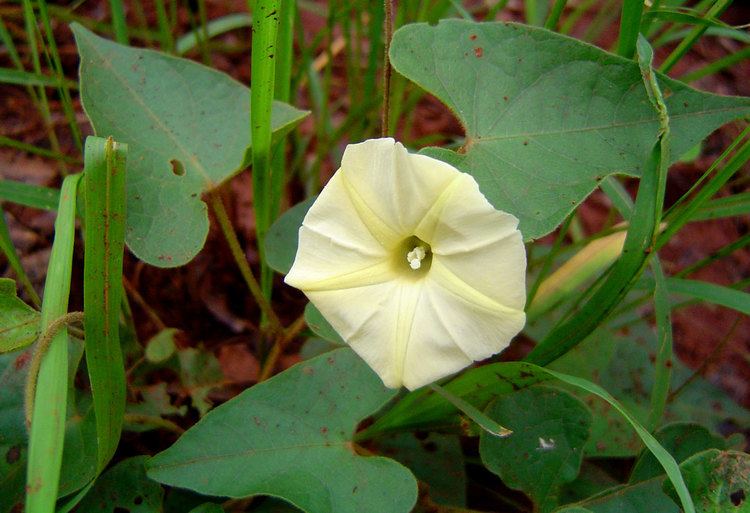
[148,348,417,513]
[73,24,308,267]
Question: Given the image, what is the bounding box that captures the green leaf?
[26,173,81,513]
[72,23,308,267]
[0,278,39,353]
[376,433,466,507]
[389,20,750,240]
[177,347,224,417]
[83,136,127,471]
[663,450,750,513]
[547,318,750,458]
[148,348,418,513]
[0,344,97,513]
[304,303,344,346]
[630,423,727,483]
[556,478,680,513]
[265,196,316,274]
[667,277,750,315]
[480,386,592,512]
[0,179,60,211]
[77,456,165,512]
[144,328,178,364]
[559,462,620,505]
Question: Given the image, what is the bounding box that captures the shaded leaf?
[0,278,39,353]
[73,24,308,267]
[265,196,315,274]
[145,328,178,364]
[389,20,750,239]
[480,385,592,512]
[177,347,224,416]
[663,449,750,513]
[304,302,345,346]
[556,478,679,513]
[630,423,726,483]
[377,433,466,507]
[76,456,164,512]
[148,348,417,513]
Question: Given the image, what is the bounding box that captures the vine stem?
[381,0,394,137]
[24,311,84,427]
[258,313,307,382]
[209,191,282,336]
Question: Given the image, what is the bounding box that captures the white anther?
[406,246,427,270]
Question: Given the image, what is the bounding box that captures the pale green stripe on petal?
[288,259,397,292]
[429,259,523,316]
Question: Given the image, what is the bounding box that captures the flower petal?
[304,281,420,388]
[285,171,399,292]
[416,272,526,366]
[419,173,527,310]
[340,138,459,235]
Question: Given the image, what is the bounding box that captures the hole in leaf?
[731,489,745,506]
[170,159,185,176]
[133,496,143,505]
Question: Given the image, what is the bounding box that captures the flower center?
[406,245,427,270]
[396,236,432,278]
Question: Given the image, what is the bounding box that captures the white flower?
[285,138,526,390]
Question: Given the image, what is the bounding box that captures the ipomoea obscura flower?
[285,138,526,390]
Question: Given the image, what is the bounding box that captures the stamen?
[406,245,427,270]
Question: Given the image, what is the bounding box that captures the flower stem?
[208,191,282,335]
[258,313,307,382]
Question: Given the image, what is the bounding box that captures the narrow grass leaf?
[109,0,129,44]
[26,173,81,513]
[525,35,670,366]
[616,0,644,58]
[647,258,673,431]
[83,137,127,471]
[428,383,513,437]
[538,366,695,513]
[176,13,252,54]
[0,180,60,211]
[659,0,732,73]
[667,278,750,315]
[0,210,41,307]
[250,0,281,299]
[0,68,77,89]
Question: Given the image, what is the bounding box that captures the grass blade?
[0,209,41,307]
[250,0,281,303]
[537,366,695,513]
[617,0,645,57]
[83,136,127,471]
[175,13,253,55]
[428,383,512,437]
[659,0,732,73]
[667,278,750,315]
[0,179,60,211]
[109,0,129,44]
[35,0,84,153]
[646,257,673,430]
[0,67,77,89]
[526,38,669,366]
[544,0,568,30]
[25,173,81,513]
